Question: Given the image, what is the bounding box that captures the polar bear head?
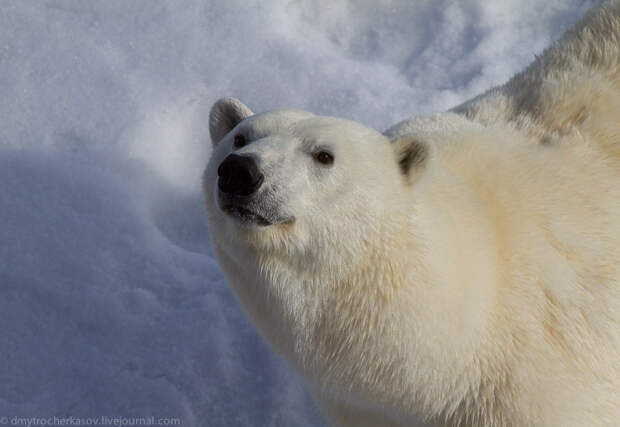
[202,97,437,375]
[203,98,433,260]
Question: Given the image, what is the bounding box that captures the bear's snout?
[217,154,264,196]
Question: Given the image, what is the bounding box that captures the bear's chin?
[221,204,273,226]
[219,203,295,228]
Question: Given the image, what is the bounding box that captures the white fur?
[203,2,620,425]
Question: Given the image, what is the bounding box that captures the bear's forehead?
[239,109,313,138]
[240,110,384,146]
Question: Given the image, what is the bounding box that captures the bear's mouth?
[217,187,295,227]
[221,204,272,226]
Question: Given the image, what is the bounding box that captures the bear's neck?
[285,182,504,421]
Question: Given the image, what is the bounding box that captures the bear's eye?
[233,134,246,148]
[313,150,334,166]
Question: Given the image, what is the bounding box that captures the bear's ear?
[390,134,434,184]
[209,97,253,146]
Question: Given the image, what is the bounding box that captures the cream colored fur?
[204,1,620,425]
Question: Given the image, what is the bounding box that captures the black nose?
[217,154,264,196]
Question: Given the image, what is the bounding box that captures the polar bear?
[203,1,620,426]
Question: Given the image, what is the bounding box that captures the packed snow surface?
[0,1,594,425]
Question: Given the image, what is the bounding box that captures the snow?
[0,1,594,425]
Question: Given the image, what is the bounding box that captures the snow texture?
[0,1,595,425]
